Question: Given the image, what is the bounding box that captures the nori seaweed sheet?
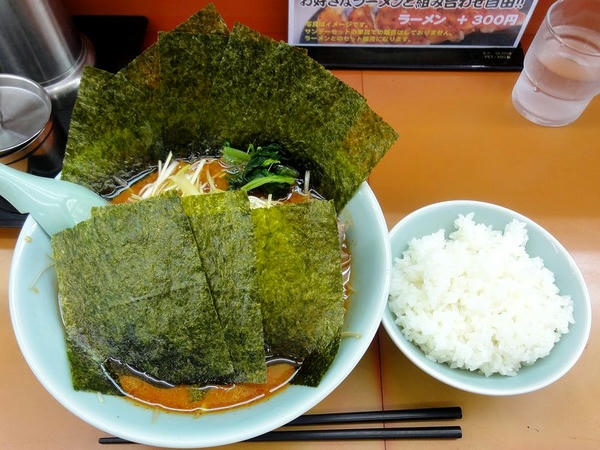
[113,3,229,156]
[248,41,398,211]
[158,32,229,155]
[252,201,344,386]
[255,42,364,150]
[61,67,113,150]
[205,24,282,149]
[54,216,121,394]
[116,3,228,89]
[199,25,398,210]
[60,66,114,192]
[63,13,397,210]
[52,194,234,387]
[293,332,342,387]
[65,335,119,395]
[61,3,229,195]
[182,191,266,383]
[61,69,158,195]
[319,106,398,209]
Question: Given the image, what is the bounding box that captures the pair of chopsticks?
[98,406,462,444]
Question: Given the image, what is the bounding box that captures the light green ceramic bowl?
[9,182,391,448]
[382,200,591,396]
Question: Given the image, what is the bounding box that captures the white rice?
[388,213,574,376]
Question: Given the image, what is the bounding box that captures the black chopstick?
[246,426,462,441]
[99,438,131,444]
[99,426,462,444]
[287,407,462,426]
[98,407,463,444]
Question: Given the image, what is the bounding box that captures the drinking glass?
[512,0,600,126]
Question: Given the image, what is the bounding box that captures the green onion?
[168,173,201,196]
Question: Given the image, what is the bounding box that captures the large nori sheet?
[61,3,229,195]
[60,66,114,192]
[256,42,364,149]
[249,41,398,211]
[320,106,398,209]
[52,195,234,387]
[158,32,229,155]
[116,3,228,89]
[61,67,158,195]
[205,24,282,149]
[61,66,113,151]
[112,2,229,153]
[252,201,344,386]
[198,24,398,210]
[53,217,121,393]
[113,3,229,163]
[182,191,266,383]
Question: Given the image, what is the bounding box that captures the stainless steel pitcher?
[0,0,95,109]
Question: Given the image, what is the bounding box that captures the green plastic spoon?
[0,163,107,235]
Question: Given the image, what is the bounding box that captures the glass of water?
[512,0,600,126]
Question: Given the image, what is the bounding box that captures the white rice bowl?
[388,213,575,377]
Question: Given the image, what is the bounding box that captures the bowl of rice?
[382,200,591,396]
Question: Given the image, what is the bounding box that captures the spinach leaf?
[223,143,299,199]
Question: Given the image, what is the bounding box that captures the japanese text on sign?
[289,0,537,47]
[299,0,527,9]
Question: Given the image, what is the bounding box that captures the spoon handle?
[0,163,107,235]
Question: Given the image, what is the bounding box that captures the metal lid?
[0,74,52,154]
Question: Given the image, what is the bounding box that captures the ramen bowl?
[382,200,591,396]
[9,182,390,448]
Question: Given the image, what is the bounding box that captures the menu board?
[288,0,537,48]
